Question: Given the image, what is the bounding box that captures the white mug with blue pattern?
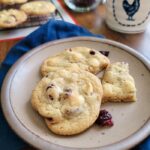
[105,0,150,33]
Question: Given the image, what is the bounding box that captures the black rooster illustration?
[123,0,140,21]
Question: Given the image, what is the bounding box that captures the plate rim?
[1,36,150,150]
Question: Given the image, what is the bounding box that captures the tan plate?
[1,37,150,150]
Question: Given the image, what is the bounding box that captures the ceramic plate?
[1,37,150,150]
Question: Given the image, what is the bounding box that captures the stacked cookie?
[31,47,109,135]
[31,47,137,135]
[0,0,55,28]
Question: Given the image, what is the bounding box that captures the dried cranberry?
[96,109,113,127]
[99,51,109,57]
[89,50,96,55]
[64,89,72,93]
[63,89,72,98]
[102,120,113,126]
[47,117,53,121]
[49,95,54,100]
[46,84,54,91]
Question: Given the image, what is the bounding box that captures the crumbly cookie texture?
[20,1,56,16]
[102,62,136,103]
[0,0,27,5]
[41,47,110,76]
[0,9,27,28]
[32,69,103,135]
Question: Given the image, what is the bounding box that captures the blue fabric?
[0,19,149,150]
[139,138,150,150]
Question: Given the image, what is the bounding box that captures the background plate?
[1,37,150,150]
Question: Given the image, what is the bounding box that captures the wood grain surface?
[0,3,150,63]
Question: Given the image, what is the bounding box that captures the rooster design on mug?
[123,0,140,21]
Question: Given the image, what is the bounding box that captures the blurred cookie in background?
[0,0,27,5]
[20,1,56,16]
[0,9,27,28]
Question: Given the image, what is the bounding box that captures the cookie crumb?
[49,95,54,100]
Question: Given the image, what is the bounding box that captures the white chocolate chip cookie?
[102,62,136,103]
[0,0,27,5]
[41,47,110,76]
[0,9,27,28]
[32,69,103,135]
[20,1,56,16]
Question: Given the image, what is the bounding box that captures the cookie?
[102,62,136,103]
[32,69,103,135]
[0,0,27,5]
[0,9,27,28]
[41,47,110,76]
[20,1,56,16]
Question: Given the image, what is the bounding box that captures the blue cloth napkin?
[0,19,149,150]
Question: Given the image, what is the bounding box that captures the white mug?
[105,0,150,33]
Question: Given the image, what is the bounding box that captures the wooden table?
[0,2,149,150]
[0,3,150,63]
